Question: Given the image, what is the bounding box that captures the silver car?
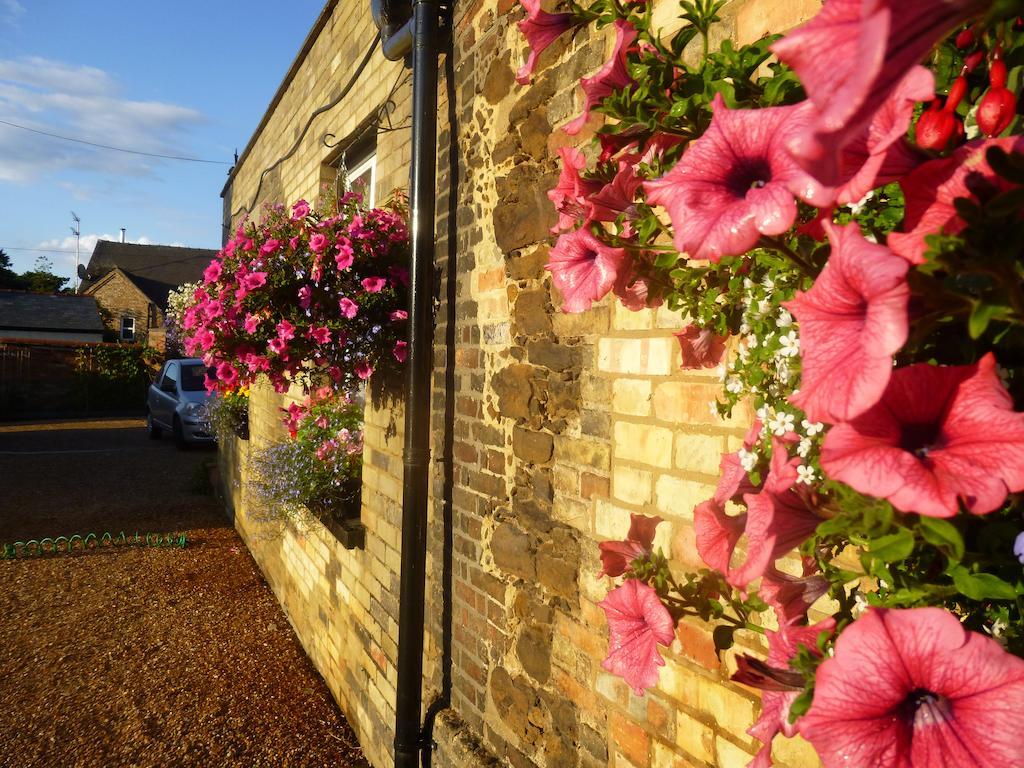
[146,359,215,447]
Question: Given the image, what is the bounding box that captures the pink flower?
[238,271,267,292]
[889,136,1024,264]
[588,159,642,223]
[599,579,675,696]
[215,361,239,388]
[268,337,287,355]
[785,221,909,424]
[674,326,727,370]
[309,232,328,253]
[548,147,601,233]
[308,325,331,344]
[515,0,578,85]
[598,514,663,579]
[546,227,627,313]
[563,20,637,136]
[203,299,223,320]
[832,66,934,206]
[298,285,312,309]
[355,360,373,380]
[194,328,215,352]
[759,565,830,629]
[801,607,1024,768]
[339,297,359,319]
[243,314,260,334]
[276,319,295,341]
[390,309,408,322]
[735,620,835,768]
[393,340,408,362]
[335,241,354,270]
[260,238,281,256]
[771,0,988,187]
[203,260,222,284]
[644,96,828,262]
[291,199,310,220]
[821,353,1024,518]
[361,277,387,293]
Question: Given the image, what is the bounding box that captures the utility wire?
[0,118,231,165]
[230,31,382,222]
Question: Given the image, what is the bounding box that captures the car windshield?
[180,364,207,392]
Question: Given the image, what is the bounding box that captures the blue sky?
[0,0,324,285]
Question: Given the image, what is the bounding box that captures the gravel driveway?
[0,418,367,768]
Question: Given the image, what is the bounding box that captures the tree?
[0,249,25,290]
[18,254,69,294]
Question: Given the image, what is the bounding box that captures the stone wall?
[88,270,160,344]
[219,1,827,767]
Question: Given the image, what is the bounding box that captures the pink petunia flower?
[772,0,989,187]
[268,337,287,355]
[238,271,267,292]
[203,260,222,284]
[644,96,829,262]
[308,325,331,344]
[785,221,909,424]
[335,241,354,271]
[759,564,830,629]
[821,353,1024,518]
[515,0,578,85]
[339,297,359,319]
[674,326,727,370]
[260,238,281,256]
[194,328,215,352]
[291,199,310,220]
[355,360,373,380]
[735,620,835,768]
[563,20,638,136]
[546,227,628,313]
[361,277,387,293]
[598,514,663,578]
[276,319,295,341]
[298,285,312,310]
[548,147,602,233]
[309,233,328,253]
[390,309,408,322]
[243,314,260,334]
[889,136,1024,264]
[215,361,239,388]
[801,607,1024,768]
[393,340,408,363]
[599,579,675,696]
[587,159,642,223]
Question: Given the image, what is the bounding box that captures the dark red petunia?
[598,513,663,578]
[821,353,1024,518]
[785,220,910,424]
[515,0,578,85]
[772,0,989,187]
[587,158,642,223]
[801,607,1024,768]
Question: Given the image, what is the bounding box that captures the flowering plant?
[182,192,409,400]
[165,281,199,358]
[249,387,364,520]
[518,1,1024,765]
[208,384,250,440]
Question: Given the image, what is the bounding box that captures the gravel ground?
[0,418,367,768]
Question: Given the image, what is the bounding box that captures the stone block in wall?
[491,522,536,580]
[536,526,578,600]
[512,427,553,464]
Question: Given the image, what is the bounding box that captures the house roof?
[79,240,218,309]
[0,291,105,333]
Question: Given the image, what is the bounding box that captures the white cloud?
[0,55,207,183]
[34,232,154,275]
[1,0,24,28]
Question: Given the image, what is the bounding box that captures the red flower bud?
[946,76,969,111]
[977,87,1017,137]
[916,101,962,151]
[955,27,975,49]
[964,50,985,74]
[990,59,1008,90]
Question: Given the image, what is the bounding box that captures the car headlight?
[181,402,208,420]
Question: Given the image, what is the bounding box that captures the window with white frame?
[322,119,378,209]
[120,316,135,341]
[340,150,376,207]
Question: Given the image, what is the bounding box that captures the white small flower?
[743,278,754,291]
[738,448,758,473]
[776,363,791,385]
[756,298,772,315]
[852,593,869,617]
[797,437,812,458]
[777,309,793,328]
[747,334,759,349]
[726,376,743,394]
[849,189,874,215]
[778,330,800,357]
[739,321,751,335]
[802,419,824,436]
[1014,531,1024,565]
[769,411,795,436]
[715,364,727,381]
[709,401,720,418]
[756,405,770,421]
[762,276,775,292]
[796,465,816,485]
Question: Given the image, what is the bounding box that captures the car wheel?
[173,417,188,450]
[147,412,162,440]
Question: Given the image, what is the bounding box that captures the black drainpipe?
[373,0,441,766]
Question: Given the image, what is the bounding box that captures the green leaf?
[916,516,964,562]
[949,566,1019,601]
[712,624,735,652]
[865,528,915,563]
[968,301,1013,339]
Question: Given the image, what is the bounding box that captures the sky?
[0,0,326,287]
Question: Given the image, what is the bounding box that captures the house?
[0,291,104,343]
[79,241,217,345]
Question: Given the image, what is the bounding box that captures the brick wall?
[219,1,827,767]
[88,271,161,345]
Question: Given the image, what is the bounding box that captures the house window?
[120,316,135,341]
[344,152,377,207]
[322,119,378,208]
